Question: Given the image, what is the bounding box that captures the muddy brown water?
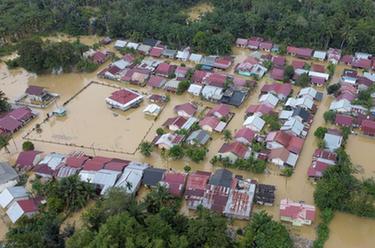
[1,43,375,246]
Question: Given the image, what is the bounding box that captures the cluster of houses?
[329,69,375,136]
[0,106,36,134]
[0,162,43,223]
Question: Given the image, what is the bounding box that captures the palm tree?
[139,141,153,157]
[0,135,10,153]
[223,130,232,142]
[0,91,10,113]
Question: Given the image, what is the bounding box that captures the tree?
[281,167,293,177]
[18,38,46,73]
[0,91,11,113]
[0,135,10,153]
[22,141,34,151]
[314,127,328,140]
[223,130,232,142]
[239,211,292,248]
[186,146,207,163]
[183,165,191,173]
[139,141,153,157]
[327,63,336,77]
[296,73,310,87]
[327,83,341,95]
[177,80,190,95]
[168,145,184,160]
[156,128,165,136]
[323,110,336,124]
[283,65,294,82]
[263,114,281,131]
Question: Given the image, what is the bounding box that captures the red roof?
[272,56,286,67]
[155,63,175,76]
[246,104,273,115]
[199,116,220,129]
[351,58,372,69]
[311,76,326,85]
[192,70,209,84]
[270,68,284,81]
[107,65,121,75]
[150,47,164,57]
[109,89,140,105]
[280,199,316,222]
[292,60,305,69]
[206,73,227,87]
[104,160,129,171]
[92,51,107,63]
[147,75,166,88]
[208,104,230,118]
[33,164,55,176]
[357,76,374,87]
[25,85,44,96]
[312,64,325,73]
[287,136,304,154]
[287,46,313,58]
[261,83,292,97]
[259,41,273,50]
[174,103,197,117]
[335,114,353,127]
[214,57,232,69]
[185,171,211,197]
[236,38,248,46]
[175,66,189,77]
[218,142,248,158]
[0,116,22,132]
[83,156,111,171]
[16,151,41,168]
[65,155,89,168]
[163,116,187,129]
[162,172,187,197]
[8,107,33,122]
[234,128,255,142]
[361,119,375,135]
[17,198,41,213]
[268,147,289,162]
[307,161,330,178]
[341,55,353,64]
[247,39,261,49]
[313,149,337,161]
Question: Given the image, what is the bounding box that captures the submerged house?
[105,88,144,111]
[185,171,211,209]
[279,199,316,226]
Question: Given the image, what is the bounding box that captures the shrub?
[22,141,35,151]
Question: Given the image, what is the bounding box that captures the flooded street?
[1,42,375,246]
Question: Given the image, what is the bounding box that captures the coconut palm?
[139,141,153,157]
[223,130,232,142]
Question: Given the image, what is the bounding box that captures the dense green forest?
[1,0,375,55]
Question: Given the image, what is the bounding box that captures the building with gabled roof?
[218,142,251,163]
[7,197,42,223]
[185,171,211,209]
[106,88,144,111]
[280,199,316,226]
[160,171,187,197]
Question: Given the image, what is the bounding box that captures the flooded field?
[346,135,375,178]
[1,44,375,246]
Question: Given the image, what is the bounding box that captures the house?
[174,103,198,118]
[33,152,65,178]
[201,85,224,101]
[79,156,112,182]
[310,76,325,87]
[307,160,334,179]
[15,151,42,170]
[175,66,190,78]
[143,38,160,47]
[90,51,109,64]
[104,159,129,172]
[188,84,203,96]
[115,166,144,195]
[266,131,304,154]
[147,75,167,88]
[163,116,188,131]
[292,60,305,70]
[0,186,28,209]
[209,169,233,187]
[221,88,248,107]
[259,93,279,107]
[236,57,267,78]
[199,116,224,132]
[261,83,292,100]
[287,46,313,59]
[292,107,311,123]
[143,167,166,188]
[311,64,325,73]
[351,58,372,70]
[361,119,375,136]
[0,162,19,192]
[189,53,203,64]
[234,128,255,145]
[270,68,284,81]
[137,44,152,55]
[155,63,176,77]
[105,88,144,111]
[114,40,127,49]
[185,171,211,209]
[101,37,112,45]
[329,99,352,113]
[25,86,49,102]
[162,49,177,59]
[268,147,298,167]
[272,56,286,68]
[243,115,265,132]
[327,48,342,64]
[247,37,262,50]
[313,51,327,61]
[155,133,184,150]
[298,87,323,101]
[176,48,191,61]
[341,55,353,65]
[235,38,248,48]
[163,78,182,92]
[259,41,273,52]
[254,184,275,206]
[192,70,209,84]
[126,42,139,50]
[186,129,210,146]
[285,97,314,111]
[160,172,187,197]
[213,57,233,70]
[218,142,251,163]
[324,129,343,151]
[205,73,227,88]
[223,178,256,219]
[92,169,121,195]
[57,154,89,179]
[143,104,161,116]
[7,198,42,223]
[149,94,167,103]
[281,117,305,137]
[280,199,316,226]
[208,104,231,119]
[335,114,353,127]
[246,104,274,117]
[150,47,164,57]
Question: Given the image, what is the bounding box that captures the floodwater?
[1,42,375,246]
[346,135,375,178]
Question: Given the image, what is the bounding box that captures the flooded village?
[1,34,375,247]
